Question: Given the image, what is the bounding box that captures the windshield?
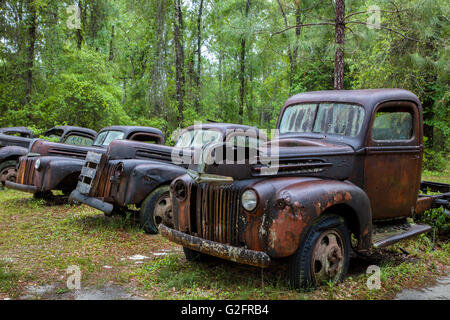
[279,103,365,137]
[175,129,223,148]
[93,130,125,146]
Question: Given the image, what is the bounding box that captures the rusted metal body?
[163,89,449,268]
[70,123,266,217]
[5,126,164,195]
[0,126,97,161]
[0,126,97,185]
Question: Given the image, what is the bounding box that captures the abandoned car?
[159,89,450,288]
[0,126,97,186]
[69,123,267,233]
[5,126,164,199]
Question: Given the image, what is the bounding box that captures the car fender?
[0,146,28,162]
[122,161,187,207]
[246,177,372,258]
[37,157,85,191]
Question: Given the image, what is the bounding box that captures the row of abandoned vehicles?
[1,89,448,288]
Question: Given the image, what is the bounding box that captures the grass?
[0,166,448,299]
[422,160,450,184]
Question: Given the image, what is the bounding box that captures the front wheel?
[0,160,18,187]
[289,214,350,289]
[139,185,173,234]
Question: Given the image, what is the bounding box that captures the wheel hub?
[311,230,345,284]
[153,193,173,228]
[0,167,17,184]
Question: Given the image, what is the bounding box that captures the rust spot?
[268,204,308,257]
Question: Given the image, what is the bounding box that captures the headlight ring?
[241,189,258,212]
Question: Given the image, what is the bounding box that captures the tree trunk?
[195,0,204,111]
[174,0,185,125]
[239,0,250,122]
[76,1,83,49]
[108,25,115,61]
[25,1,37,105]
[276,0,293,88]
[334,0,345,90]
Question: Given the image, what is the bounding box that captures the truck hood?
[30,139,105,159]
[105,139,191,165]
[189,137,356,181]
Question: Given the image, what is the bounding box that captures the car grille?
[191,183,241,246]
[17,158,36,186]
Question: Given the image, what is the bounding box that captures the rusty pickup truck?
[69,123,266,233]
[0,126,97,186]
[5,126,164,199]
[160,89,450,288]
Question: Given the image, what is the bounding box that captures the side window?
[129,133,162,144]
[372,109,413,141]
[64,135,94,146]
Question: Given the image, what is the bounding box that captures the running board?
[373,222,432,248]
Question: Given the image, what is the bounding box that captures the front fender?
[121,161,187,206]
[245,177,372,258]
[38,157,85,191]
[0,146,28,162]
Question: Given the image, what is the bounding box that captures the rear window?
[63,134,94,146]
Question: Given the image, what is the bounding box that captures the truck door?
[364,101,422,220]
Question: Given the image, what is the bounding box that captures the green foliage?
[0,0,447,164]
[417,207,450,235]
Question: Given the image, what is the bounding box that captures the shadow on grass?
[70,211,144,234]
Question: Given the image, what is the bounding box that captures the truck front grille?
[191,183,241,246]
[95,163,115,198]
[17,158,36,185]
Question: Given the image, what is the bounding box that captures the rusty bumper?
[158,224,271,268]
[69,190,114,214]
[5,180,37,193]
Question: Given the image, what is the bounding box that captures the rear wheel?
[139,185,173,234]
[289,214,350,289]
[0,160,18,187]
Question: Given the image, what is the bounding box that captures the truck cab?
[160,89,449,288]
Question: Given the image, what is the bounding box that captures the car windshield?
[93,130,125,146]
[279,103,365,137]
[175,129,223,148]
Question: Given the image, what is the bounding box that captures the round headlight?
[241,189,258,212]
[34,159,41,170]
[174,180,187,200]
[114,163,124,178]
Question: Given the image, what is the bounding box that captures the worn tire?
[183,247,214,262]
[288,214,350,289]
[0,160,18,187]
[139,185,172,234]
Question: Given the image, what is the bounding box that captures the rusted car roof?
[100,126,164,139]
[50,126,97,138]
[281,89,421,110]
[0,127,33,135]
